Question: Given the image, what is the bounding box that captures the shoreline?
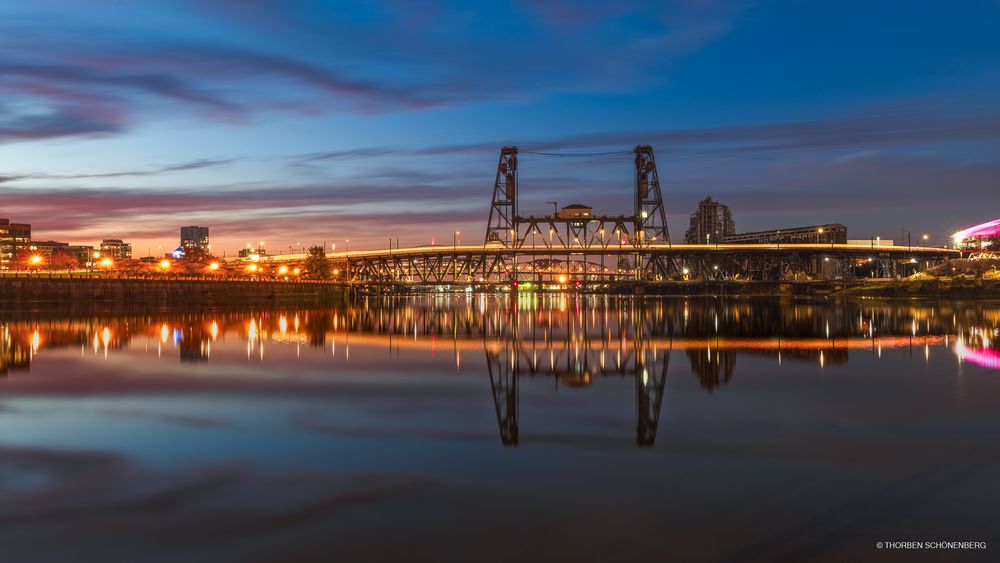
[5,276,1000,305]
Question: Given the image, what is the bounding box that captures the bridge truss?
[329,145,959,285]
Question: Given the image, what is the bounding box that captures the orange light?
[278,265,289,275]
[292,267,300,275]
[29,255,43,265]
[159,260,171,269]
[100,257,113,267]
[247,264,259,272]
[208,262,220,271]
[557,274,568,284]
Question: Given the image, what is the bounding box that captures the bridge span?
[242,145,959,284]
[258,241,957,285]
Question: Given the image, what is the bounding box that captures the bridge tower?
[634,145,670,244]
[484,146,519,247]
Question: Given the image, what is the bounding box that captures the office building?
[0,219,31,270]
[100,239,133,259]
[180,226,210,255]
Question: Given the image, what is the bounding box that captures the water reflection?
[3,296,1000,444]
[3,296,1000,562]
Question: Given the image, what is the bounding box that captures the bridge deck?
[254,243,958,262]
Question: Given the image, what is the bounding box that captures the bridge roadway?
[254,243,958,262]
[248,242,959,283]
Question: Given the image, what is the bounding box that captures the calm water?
[1,295,998,562]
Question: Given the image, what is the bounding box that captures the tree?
[48,251,80,271]
[304,245,330,279]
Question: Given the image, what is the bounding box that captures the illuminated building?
[0,218,31,270]
[100,239,133,259]
[180,226,210,254]
[723,224,847,244]
[27,241,95,267]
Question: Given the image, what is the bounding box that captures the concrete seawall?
[0,277,347,305]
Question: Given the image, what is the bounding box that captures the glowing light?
[31,329,40,353]
[102,327,111,348]
[210,320,219,340]
[558,274,568,284]
[29,255,42,265]
[159,260,171,269]
[955,340,1000,370]
[952,218,1000,241]
[292,268,300,275]
[278,265,289,275]
[160,323,169,344]
[208,262,220,271]
[100,257,113,267]
[247,264,259,272]
[279,315,288,334]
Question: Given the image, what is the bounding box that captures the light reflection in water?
[2,297,999,383]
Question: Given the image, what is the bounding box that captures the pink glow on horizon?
[952,218,1000,241]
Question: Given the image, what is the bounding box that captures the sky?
[1,0,999,255]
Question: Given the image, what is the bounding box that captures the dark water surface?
[1,295,998,562]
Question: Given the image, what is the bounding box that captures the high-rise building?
[100,239,133,259]
[684,197,735,244]
[179,226,210,255]
[0,219,31,270]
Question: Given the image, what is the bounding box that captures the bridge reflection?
[484,299,672,446]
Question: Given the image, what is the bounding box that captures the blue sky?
[2,0,999,254]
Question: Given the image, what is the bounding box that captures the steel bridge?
[287,145,959,284]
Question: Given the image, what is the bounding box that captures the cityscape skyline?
[3,1,1000,253]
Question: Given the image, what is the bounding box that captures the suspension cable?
[518,149,633,158]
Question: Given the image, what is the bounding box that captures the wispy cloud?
[0,1,740,143]
[3,158,238,182]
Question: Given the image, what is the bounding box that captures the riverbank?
[0,277,348,312]
[839,278,1000,298]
